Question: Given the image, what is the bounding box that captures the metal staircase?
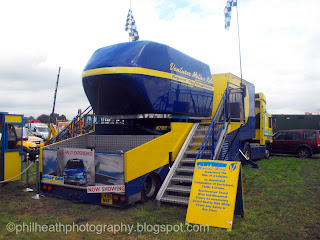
[156,87,232,205]
[156,122,207,205]
[46,106,94,145]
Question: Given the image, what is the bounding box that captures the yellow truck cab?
[46,121,70,145]
[57,121,70,133]
[253,92,273,157]
[23,127,44,148]
[16,127,43,161]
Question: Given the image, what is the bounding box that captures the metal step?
[189,142,212,147]
[166,185,191,193]
[176,166,195,173]
[213,121,230,160]
[157,87,235,207]
[196,127,209,132]
[171,175,193,183]
[184,150,199,155]
[180,158,196,164]
[185,150,211,159]
[200,121,212,125]
[193,135,206,139]
[160,195,189,205]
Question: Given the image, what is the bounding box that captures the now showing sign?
[87,185,125,193]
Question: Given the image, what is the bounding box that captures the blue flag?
[224,0,237,30]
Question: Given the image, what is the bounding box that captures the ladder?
[156,121,208,205]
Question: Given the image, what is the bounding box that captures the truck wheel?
[141,174,160,203]
[22,151,27,162]
[265,146,270,159]
[243,145,251,161]
[297,147,311,158]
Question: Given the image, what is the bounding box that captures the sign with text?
[42,175,64,185]
[87,185,125,193]
[186,160,243,229]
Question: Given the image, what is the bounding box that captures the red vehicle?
[272,129,320,158]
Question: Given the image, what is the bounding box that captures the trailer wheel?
[141,174,160,203]
[243,145,251,161]
[297,147,311,158]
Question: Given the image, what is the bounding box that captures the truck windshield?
[37,127,49,133]
[58,125,66,133]
[23,128,34,138]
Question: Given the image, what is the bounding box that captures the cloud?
[0,0,319,120]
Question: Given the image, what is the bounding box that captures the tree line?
[28,113,67,124]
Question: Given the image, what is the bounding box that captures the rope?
[0,161,35,184]
[29,162,38,175]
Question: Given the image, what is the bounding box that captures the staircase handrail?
[46,106,93,145]
[156,123,199,203]
[196,87,229,160]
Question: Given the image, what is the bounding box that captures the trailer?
[272,114,320,133]
[205,74,272,162]
[40,41,272,207]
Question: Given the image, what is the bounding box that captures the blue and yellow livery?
[40,42,272,207]
[82,41,213,117]
[211,73,272,161]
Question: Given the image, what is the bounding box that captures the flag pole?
[236,3,243,84]
[129,0,131,42]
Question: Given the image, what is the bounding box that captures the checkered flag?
[224,0,237,30]
[125,9,139,41]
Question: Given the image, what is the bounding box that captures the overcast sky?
[0,0,319,120]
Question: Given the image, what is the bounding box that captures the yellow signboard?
[4,114,22,123]
[186,160,243,230]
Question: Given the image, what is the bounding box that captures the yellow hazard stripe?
[82,67,214,91]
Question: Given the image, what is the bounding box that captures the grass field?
[0,155,319,240]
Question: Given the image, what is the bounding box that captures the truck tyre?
[243,145,251,161]
[297,147,311,158]
[22,151,27,162]
[141,174,160,203]
[265,146,270,159]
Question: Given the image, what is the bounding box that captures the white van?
[30,123,49,139]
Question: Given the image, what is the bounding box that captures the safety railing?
[46,106,93,145]
[196,87,230,160]
[196,80,247,160]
